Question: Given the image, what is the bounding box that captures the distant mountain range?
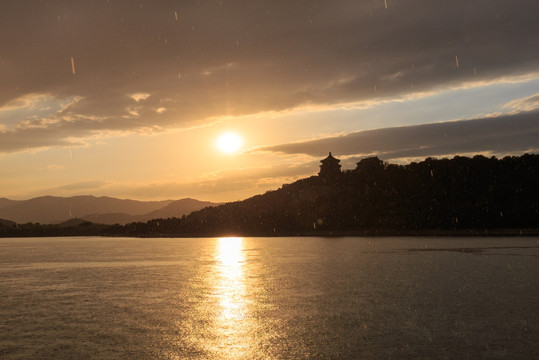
[0,196,218,225]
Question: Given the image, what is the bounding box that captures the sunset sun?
[217,132,242,153]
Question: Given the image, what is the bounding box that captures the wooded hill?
[1,154,538,237]
[107,153,539,237]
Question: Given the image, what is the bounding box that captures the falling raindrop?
[384,0,388,9]
[473,67,477,76]
[174,11,178,21]
[70,57,76,74]
[455,55,459,68]
[178,73,181,80]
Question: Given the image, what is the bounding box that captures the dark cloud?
[1,0,538,151]
[254,111,539,160]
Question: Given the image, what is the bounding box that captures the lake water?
[0,236,537,359]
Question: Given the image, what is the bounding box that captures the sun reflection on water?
[215,237,246,322]
[207,236,255,357]
[167,237,261,359]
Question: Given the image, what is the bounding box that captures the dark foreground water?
[0,236,538,359]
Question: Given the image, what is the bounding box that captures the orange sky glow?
[0,1,538,202]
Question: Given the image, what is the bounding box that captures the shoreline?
[1,228,539,239]
[116,228,539,238]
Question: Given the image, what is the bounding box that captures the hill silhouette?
[0,218,16,227]
[0,196,217,225]
[2,154,538,237]
[81,198,218,225]
[107,154,539,237]
[0,196,173,224]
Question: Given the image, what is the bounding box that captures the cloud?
[504,93,539,112]
[0,93,50,112]
[0,0,538,152]
[254,111,539,160]
[129,93,151,102]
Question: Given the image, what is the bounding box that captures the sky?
[1,0,538,202]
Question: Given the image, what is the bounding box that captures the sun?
[216,132,242,153]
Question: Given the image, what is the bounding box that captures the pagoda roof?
[320,152,340,163]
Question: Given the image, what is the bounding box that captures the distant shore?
[298,228,539,237]
[1,228,539,238]
[126,228,539,238]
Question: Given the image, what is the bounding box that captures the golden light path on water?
[207,237,254,358]
[215,237,246,322]
[166,237,268,359]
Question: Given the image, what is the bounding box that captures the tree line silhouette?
[1,154,538,237]
[110,153,539,237]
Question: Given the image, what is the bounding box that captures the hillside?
[109,154,539,237]
[0,196,217,225]
[0,198,17,210]
[0,218,16,227]
[81,198,219,225]
[81,213,143,226]
[139,198,218,221]
[2,154,538,237]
